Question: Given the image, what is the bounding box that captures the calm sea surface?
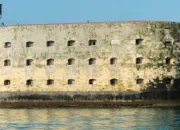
[0,108,179,130]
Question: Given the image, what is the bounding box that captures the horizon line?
[1,20,180,27]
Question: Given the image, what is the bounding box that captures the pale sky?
[0,0,180,25]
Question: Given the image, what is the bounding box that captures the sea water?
[0,108,179,130]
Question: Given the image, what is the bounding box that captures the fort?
[0,21,180,107]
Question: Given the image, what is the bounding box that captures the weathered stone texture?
[0,21,179,92]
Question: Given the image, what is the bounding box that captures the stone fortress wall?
[0,21,179,92]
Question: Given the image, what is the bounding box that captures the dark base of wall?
[0,91,179,108]
[0,91,180,100]
[0,100,180,108]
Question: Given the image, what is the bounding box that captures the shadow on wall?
[145,76,180,92]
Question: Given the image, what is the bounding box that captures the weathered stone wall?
[0,21,179,92]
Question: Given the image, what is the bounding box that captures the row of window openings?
[4,78,174,86]
[4,38,173,48]
[136,57,173,65]
[5,39,144,48]
[136,39,173,46]
[4,40,97,48]
[3,79,94,86]
[3,57,173,66]
[4,58,118,66]
[3,79,146,86]
[136,78,173,85]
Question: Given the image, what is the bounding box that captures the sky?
[0,0,180,25]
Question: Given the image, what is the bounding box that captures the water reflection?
[0,108,179,129]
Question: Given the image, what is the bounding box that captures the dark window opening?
[173,79,180,88]
[68,58,75,65]
[136,57,143,64]
[4,42,11,48]
[110,79,118,86]
[68,40,75,46]
[47,79,54,85]
[110,57,118,65]
[89,40,96,46]
[26,59,33,66]
[176,34,180,42]
[47,41,54,47]
[166,57,171,65]
[4,80,10,85]
[26,41,33,47]
[47,59,54,66]
[68,79,75,85]
[136,39,143,45]
[27,79,33,86]
[89,79,96,85]
[178,55,180,62]
[89,58,96,65]
[4,60,11,66]
[136,79,144,84]
[164,78,174,85]
[164,40,172,46]
[164,25,171,29]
